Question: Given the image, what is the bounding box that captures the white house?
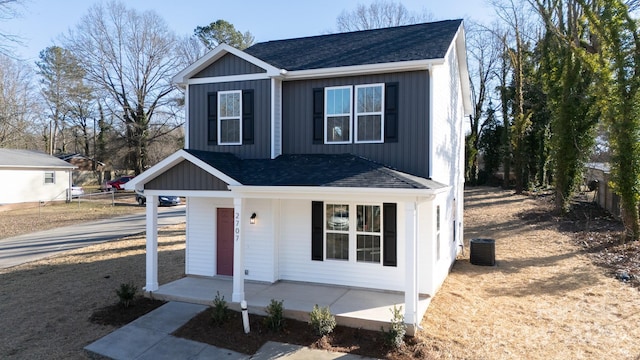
[0,149,76,205]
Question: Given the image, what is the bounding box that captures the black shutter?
[312,88,324,144]
[383,202,397,267]
[311,201,324,261]
[384,82,399,143]
[207,92,217,144]
[242,90,254,144]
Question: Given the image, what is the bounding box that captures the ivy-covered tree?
[579,0,640,241]
[533,0,599,213]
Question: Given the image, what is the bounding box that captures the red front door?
[216,208,234,276]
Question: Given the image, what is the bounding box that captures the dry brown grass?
[418,187,640,360]
[0,225,185,359]
[0,187,639,359]
[0,193,144,240]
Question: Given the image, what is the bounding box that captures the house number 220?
[234,212,240,242]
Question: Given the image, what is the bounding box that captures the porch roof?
[184,149,446,190]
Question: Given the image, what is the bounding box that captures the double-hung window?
[44,171,55,184]
[325,204,350,260]
[324,203,382,263]
[218,90,242,145]
[356,205,381,263]
[324,86,352,144]
[355,84,384,143]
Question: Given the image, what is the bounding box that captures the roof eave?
[228,184,450,201]
[282,59,446,80]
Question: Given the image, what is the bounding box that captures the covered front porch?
[147,276,432,335]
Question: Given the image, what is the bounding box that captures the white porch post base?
[145,195,159,292]
[404,201,418,326]
[232,197,245,302]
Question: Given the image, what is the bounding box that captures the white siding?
[278,199,406,292]
[243,199,276,282]
[428,38,466,273]
[186,197,218,276]
[0,169,70,204]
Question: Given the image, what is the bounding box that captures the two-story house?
[126,19,471,334]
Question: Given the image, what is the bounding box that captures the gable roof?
[173,20,466,85]
[244,20,463,71]
[0,149,76,169]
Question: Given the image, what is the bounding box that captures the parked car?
[105,176,135,191]
[135,191,181,206]
[70,185,84,198]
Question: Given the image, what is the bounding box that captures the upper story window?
[44,171,55,184]
[314,83,397,145]
[325,86,352,144]
[218,90,242,145]
[355,84,384,143]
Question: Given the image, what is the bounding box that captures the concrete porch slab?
[148,277,431,334]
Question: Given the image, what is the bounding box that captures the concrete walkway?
[85,301,376,360]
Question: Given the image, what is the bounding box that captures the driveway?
[0,206,185,269]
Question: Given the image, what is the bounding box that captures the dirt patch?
[173,308,396,358]
[90,297,166,327]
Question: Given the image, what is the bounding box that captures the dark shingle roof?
[185,150,444,190]
[244,20,462,71]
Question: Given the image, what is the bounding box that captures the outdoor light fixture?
[250,212,257,225]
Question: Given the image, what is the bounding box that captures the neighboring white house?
[0,149,76,205]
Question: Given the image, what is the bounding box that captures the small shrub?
[309,304,336,336]
[382,305,406,349]
[210,291,229,325]
[116,282,137,308]
[264,299,285,332]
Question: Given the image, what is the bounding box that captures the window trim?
[354,83,385,144]
[217,90,242,145]
[324,202,383,265]
[324,85,353,144]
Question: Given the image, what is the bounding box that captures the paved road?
[0,206,185,269]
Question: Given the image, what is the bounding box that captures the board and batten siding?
[277,199,406,292]
[145,160,230,191]
[193,53,266,78]
[281,71,430,178]
[188,80,271,159]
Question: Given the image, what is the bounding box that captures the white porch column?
[232,197,245,302]
[145,195,159,291]
[404,201,418,327]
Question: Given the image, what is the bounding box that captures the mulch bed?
[89,297,166,326]
[172,308,414,359]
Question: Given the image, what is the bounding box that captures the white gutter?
[227,184,449,201]
[282,59,445,80]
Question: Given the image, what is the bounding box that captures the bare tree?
[336,0,433,31]
[64,1,182,174]
[0,0,24,56]
[466,21,501,184]
[0,54,41,149]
